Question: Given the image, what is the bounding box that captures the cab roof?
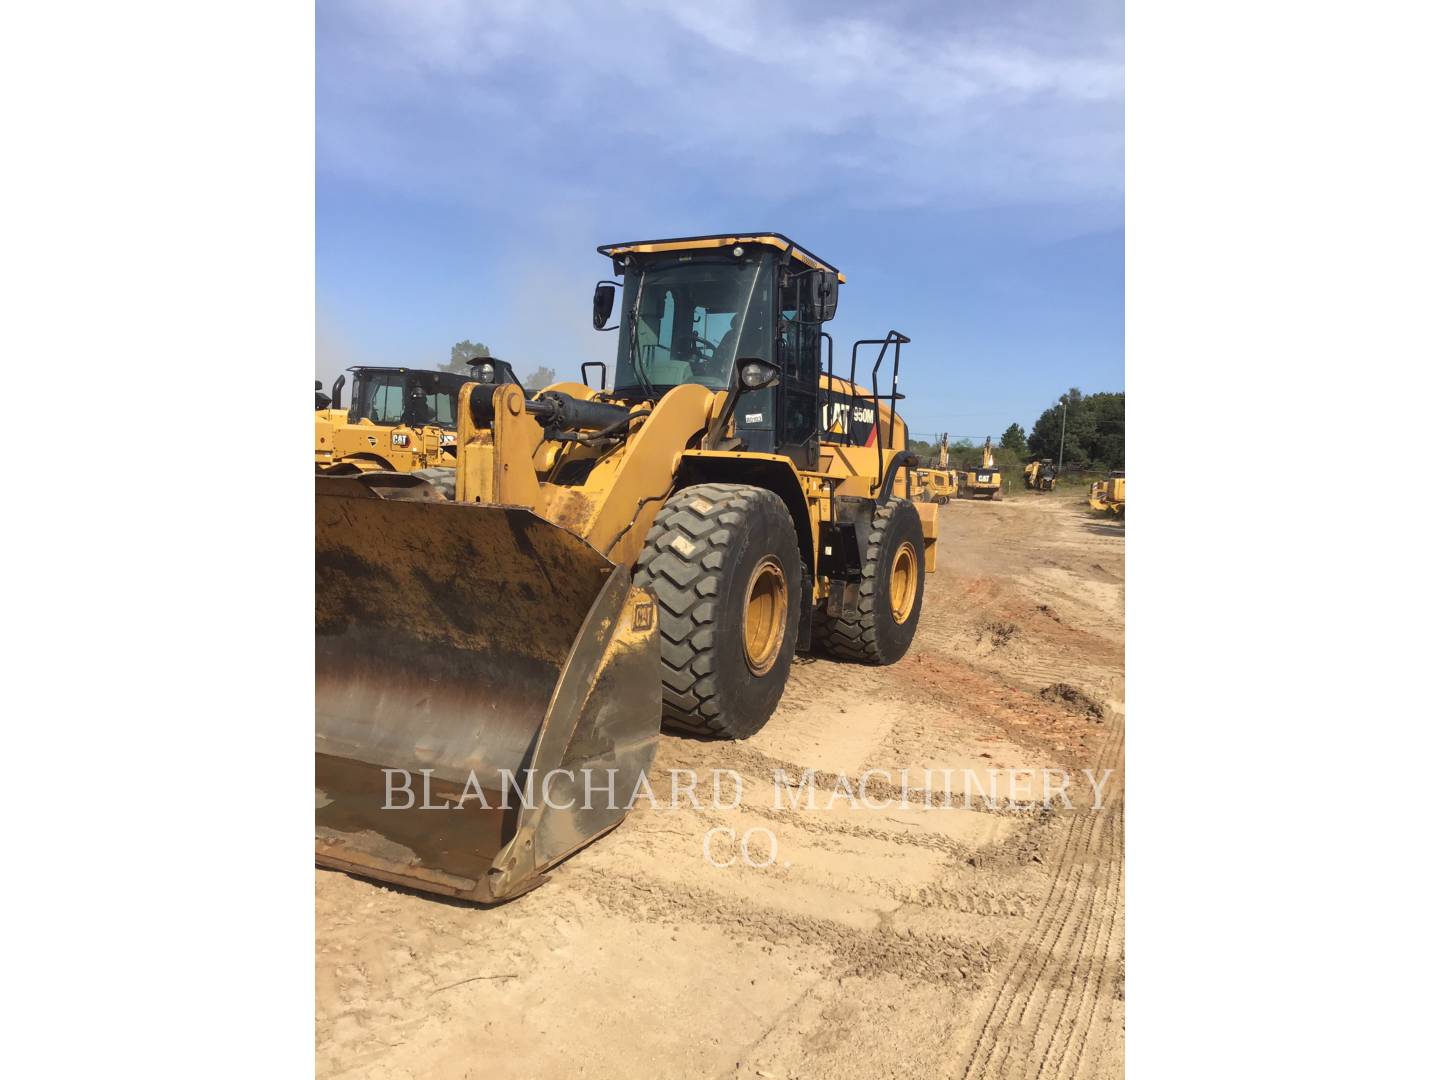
[597,232,845,282]
[346,366,473,381]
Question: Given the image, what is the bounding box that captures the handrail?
[820,330,835,440]
[849,331,911,493]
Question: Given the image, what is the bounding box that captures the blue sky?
[317,0,1123,441]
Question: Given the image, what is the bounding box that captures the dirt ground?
[316,490,1125,1079]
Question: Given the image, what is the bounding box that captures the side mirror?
[738,359,781,390]
[592,281,617,330]
[581,361,608,390]
[808,270,840,322]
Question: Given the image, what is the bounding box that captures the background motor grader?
[960,437,1004,499]
[1089,470,1126,515]
[316,233,937,903]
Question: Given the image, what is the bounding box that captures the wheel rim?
[889,542,918,623]
[743,557,788,676]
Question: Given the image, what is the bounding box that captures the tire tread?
[635,483,794,738]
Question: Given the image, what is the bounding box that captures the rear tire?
[634,483,801,739]
[814,498,926,665]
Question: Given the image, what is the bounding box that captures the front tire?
[634,483,801,739]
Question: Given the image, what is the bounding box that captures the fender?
[677,450,817,576]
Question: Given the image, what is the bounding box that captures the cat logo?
[823,402,874,429]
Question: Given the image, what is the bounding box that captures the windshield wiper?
[627,270,658,402]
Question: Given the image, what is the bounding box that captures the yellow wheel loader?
[315,362,528,477]
[960,437,1004,499]
[1089,470,1125,515]
[316,233,938,902]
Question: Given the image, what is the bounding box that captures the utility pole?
[1057,399,1068,472]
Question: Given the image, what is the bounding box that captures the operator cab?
[344,366,475,429]
[595,233,843,471]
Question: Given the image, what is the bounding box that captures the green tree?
[1000,422,1028,456]
[907,438,936,461]
[1086,392,1126,469]
[441,340,491,374]
[1026,388,1123,470]
[522,365,557,390]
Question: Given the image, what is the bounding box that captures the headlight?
[740,361,779,389]
[476,362,496,384]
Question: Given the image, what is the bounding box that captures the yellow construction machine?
[1089,470,1125,515]
[960,437,1004,500]
[315,362,530,476]
[914,433,958,503]
[314,378,349,460]
[316,233,937,902]
[1024,458,1057,492]
[914,468,956,504]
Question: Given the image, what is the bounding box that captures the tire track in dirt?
[955,709,1124,1080]
[1034,778,1124,1078]
[959,801,1109,1077]
[1062,780,1125,1077]
[567,863,998,988]
[1027,814,1112,1077]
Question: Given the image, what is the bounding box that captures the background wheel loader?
[316,233,938,902]
[315,361,526,476]
[959,436,1004,499]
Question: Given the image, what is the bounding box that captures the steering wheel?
[684,329,719,360]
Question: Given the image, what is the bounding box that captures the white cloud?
[318,0,1122,211]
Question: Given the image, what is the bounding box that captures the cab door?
[776,275,820,470]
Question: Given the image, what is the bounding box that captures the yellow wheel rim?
[743,557,788,676]
[890,542,918,623]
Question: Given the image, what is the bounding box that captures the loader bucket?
[315,474,660,903]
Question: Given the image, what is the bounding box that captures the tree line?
[908,388,1124,472]
[1024,389,1124,469]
